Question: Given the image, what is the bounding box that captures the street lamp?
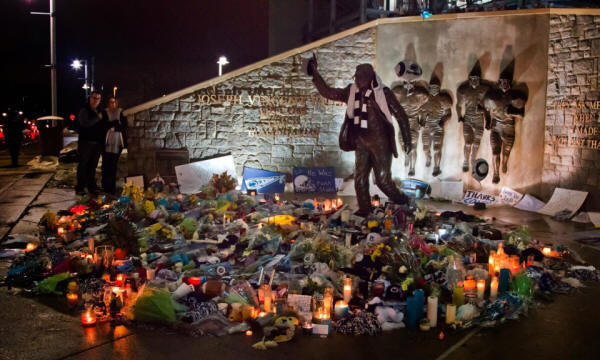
[71,59,89,97]
[217,56,229,76]
[30,0,57,116]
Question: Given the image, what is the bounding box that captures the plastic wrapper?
[133,287,176,324]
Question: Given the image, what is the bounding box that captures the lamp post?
[31,0,57,116]
[71,59,89,97]
[217,56,229,76]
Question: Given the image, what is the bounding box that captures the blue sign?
[292,167,336,193]
[241,167,286,194]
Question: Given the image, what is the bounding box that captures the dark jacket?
[76,103,107,143]
[103,108,128,148]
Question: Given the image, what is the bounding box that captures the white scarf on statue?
[346,73,394,129]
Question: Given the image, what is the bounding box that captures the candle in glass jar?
[427,296,438,328]
[25,242,38,252]
[334,301,349,320]
[81,309,96,326]
[446,304,456,324]
[67,292,78,308]
[323,287,333,317]
[488,250,496,275]
[343,278,352,303]
[542,247,552,256]
[274,193,280,203]
[341,209,351,223]
[490,277,499,300]
[452,285,464,306]
[262,285,272,312]
[477,280,485,300]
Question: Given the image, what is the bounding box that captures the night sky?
[1,0,269,117]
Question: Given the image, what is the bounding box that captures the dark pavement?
[1,196,599,359]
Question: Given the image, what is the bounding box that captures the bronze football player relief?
[420,69,453,177]
[482,62,527,183]
[306,55,412,216]
[391,61,429,176]
[456,63,490,174]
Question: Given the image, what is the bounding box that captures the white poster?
[498,187,524,206]
[175,155,237,194]
[537,188,588,218]
[125,175,144,188]
[514,194,546,212]
[430,181,464,201]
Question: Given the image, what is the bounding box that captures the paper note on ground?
[588,212,600,228]
[537,188,588,218]
[498,187,523,206]
[514,194,546,212]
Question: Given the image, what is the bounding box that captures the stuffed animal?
[252,316,299,350]
[228,303,254,322]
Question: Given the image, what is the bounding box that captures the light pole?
[217,56,229,76]
[71,59,90,97]
[31,0,57,116]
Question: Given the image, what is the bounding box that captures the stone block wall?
[545,15,600,207]
[127,29,376,180]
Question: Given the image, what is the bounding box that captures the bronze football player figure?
[391,61,429,176]
[420,74,452,177]
[307,55,412,216]
[456,66,490,173]
[482,76,527,183]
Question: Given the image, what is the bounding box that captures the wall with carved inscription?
[545,14,600,208]
[126,29,376,179]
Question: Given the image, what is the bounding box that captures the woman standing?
[102,96,127,195]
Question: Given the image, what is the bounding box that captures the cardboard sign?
[241,167,286,194]
[175,155,237,194]
[461,190,497,205]
[292,167,336,193]
[498,187,524,206]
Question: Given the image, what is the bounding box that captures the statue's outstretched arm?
[312,70,349,103]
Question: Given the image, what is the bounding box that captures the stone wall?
[545,15,600,207]
[127,29,376,180]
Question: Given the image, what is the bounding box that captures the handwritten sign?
[293,167,336,193]
[461,190,497,205]
[498,187,523,206]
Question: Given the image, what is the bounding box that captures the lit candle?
[324,287,333,318]
[67,292,78,308]
[88,236,94,252]
[323,199,332,212]
[488,250,496,275]
[542,247,552,256]
[250,191,256,197]
[262,285,272,312]
[101,273,110,282]
[343,278,352,303]
[302,322,313,335]
[25,242,37,252]
[477,279,485,300]
[334,301,349,320]
[115,274,125,286]
[57,227,65,236]
[427,296,438,328]
[274,193,280,202]
[245,330,253,336]
[490,277,499,300]
[445,304,456,324]
[81,309,96,326]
